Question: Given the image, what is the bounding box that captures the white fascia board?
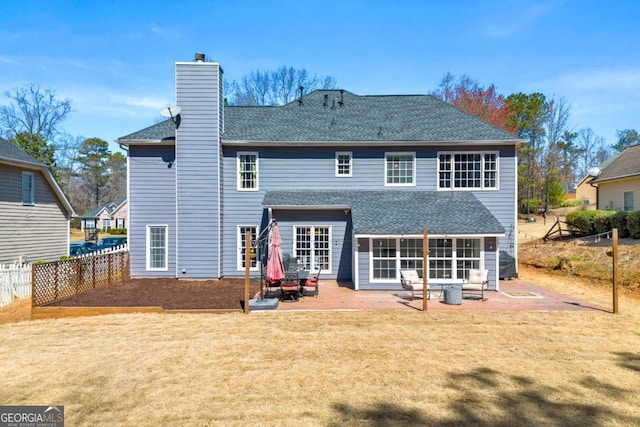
[262,204,351,210]
[117,139,175,146]
[354,233,505,239]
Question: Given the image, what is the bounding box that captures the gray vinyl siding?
[0,165,68,263]
[128,145,176,277]
[175,62,222,278]
[218,144,516,288]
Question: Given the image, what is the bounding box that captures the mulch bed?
[47,278,262,310]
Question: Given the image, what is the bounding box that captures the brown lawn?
[0,217,638,425]
[1,265,640,425]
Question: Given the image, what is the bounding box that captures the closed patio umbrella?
[266,224,285,286]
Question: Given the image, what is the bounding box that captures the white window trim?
[384,152,416,187]
[293,225,332,274]
[437,151,499,191]
[335,151,353,177]
[368,237,484,283]
[369,237,398,282]
[237,151,259,191]
[146,225,168,271]
[22,171,34,205]
[237,225,259,272]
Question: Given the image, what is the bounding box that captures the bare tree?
[576,128,610,177]
[0,83,71,143]
[229,66,337,106]
[538,96,573,206]
[54,133,85,202]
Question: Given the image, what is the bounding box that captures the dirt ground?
[48,278,262,310]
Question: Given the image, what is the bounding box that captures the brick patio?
[269,278,609,312]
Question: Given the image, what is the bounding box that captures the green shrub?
[566,210,615,236]
[610,211,630,238]
[560,199,584,208]
[627,211,640,239]
[107,228,127,235]
[520,199,543,215]
[593,214,612,234]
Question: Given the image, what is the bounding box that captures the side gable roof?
[81,205,110,218]
[80,197,127,218]
[592,143,640,183]
[118,90,526,145]
[0,137,76,217]
[0,136,44,166]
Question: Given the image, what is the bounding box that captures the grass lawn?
[1,270,640,426]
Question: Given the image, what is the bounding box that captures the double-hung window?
[336,152,352,177]
[385,153,415,186]
[438,152,498,190]
[147,225,168,271]
[237,152,258,191]
[22,172,34,205]
[624,191,634,211]
[294,226,331,272]
[237,226,258,271]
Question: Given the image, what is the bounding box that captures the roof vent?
[194,52,205,62]
[339,89,344,107]
[298,86,304,106]
[323,94,329,108]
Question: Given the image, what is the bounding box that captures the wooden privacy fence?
[32,250,130,307]
[0,263,32,308]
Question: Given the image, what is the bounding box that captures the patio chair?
[400,269,430,300]
[300,269,321,297]
[280,271,301,301]
[462,269,489,301]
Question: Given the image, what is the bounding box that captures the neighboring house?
[0,137,76,264]
[80,197,127,232]
[590,143,640,211]
[117,54,526,291]
[574,175,597,206]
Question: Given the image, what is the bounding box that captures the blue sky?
[1,0,638,153]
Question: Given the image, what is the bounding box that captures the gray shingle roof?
[118,90,523,144]
[262,190,505,235]
[118,119,176,141]
[0,137,44,166]
[592,143,640,182]
[80,197,127,218]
